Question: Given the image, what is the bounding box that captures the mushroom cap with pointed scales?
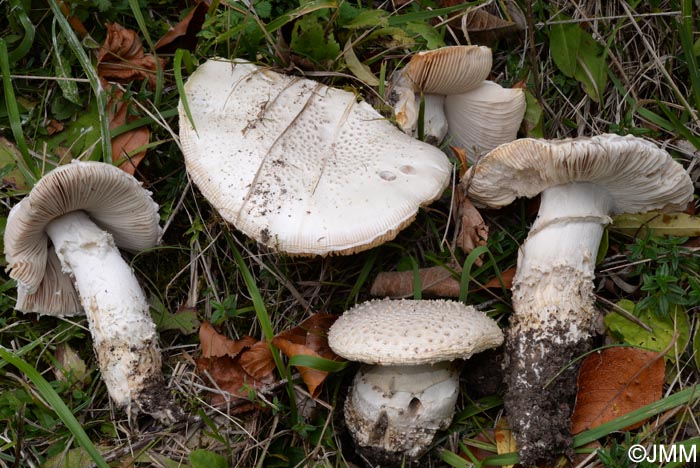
[465,134,694,214]
[328,299,503,365]
[178,59,451,256]
[405,45,492,95]
[4,160,161,313]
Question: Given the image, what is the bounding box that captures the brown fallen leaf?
[154,1,209,53]
[58,0,89,39]
[199,321,257,358]
[451,145,469,178]
[107,87,150,175]
[97,23,166,89]
[370,265,462,298]
[239,341,277,384]
[461,431,498,462]
[197,322,276,407]
[440,2,522,45]
[45,119,64,135]
[272,313,342,398]
[481,266,516,290]
[571,347,665,434]
[455,190,488,260]
[494,418,516,468]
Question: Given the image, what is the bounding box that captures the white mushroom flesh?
[418,94,448,144]
[345,363,459,458]
[511,182,612,342]
[46,211,169,419]
[445,81,526,164]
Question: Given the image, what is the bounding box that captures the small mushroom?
[444,80,526,163]
[389,46,525,154]
[463,134,693,463]
[5,161,180,422]
[389,45,492,143]
[328,299,503,464]
[179,59,451,256]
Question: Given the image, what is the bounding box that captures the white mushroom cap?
[328,299,503,365]
[179,59,451,256]
[4,160,161,308]
[445,81,526,163]
[405,46,492,95]
[465,134,694,213]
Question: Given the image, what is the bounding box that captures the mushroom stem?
[346,363,460,462]
[46,211,179,423]
[505,182,612,463]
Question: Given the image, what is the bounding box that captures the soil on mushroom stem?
[502,326,591,465]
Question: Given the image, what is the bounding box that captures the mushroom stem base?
[503,329,589,465]
[46,211,180,423]
[345,363,459,464]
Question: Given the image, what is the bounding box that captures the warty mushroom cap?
[444,80,526,162]
[179,59,452,256]
[4,160,161,313]
[465,133,694,213]
[405,45,492,95]
[328,298,503,365]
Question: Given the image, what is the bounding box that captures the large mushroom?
[178,59,451,256]
[4,161,180,422]
[328,299,503,465]
[463,134,693,463]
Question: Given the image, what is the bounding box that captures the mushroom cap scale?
[405,45,492,95]
[5,160,161,297]
[179,59,451,256]
[328,299,503,365]
[465,134,693,214]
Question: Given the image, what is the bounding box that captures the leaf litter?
[197,314,342,407]
[571,347,665,433]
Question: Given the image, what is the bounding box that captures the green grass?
[1,0,699,466]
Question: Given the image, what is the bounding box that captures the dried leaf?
[54,343,90,387]
[97,23,165,88]
[370,265,461,298]
[107,87,150,174]
[154,1,209,53]
[450,145,468,178]
[196,355,259,406]
[461,431,497,462]
[482,266,516,290]
[239,341,277,384]
[199,321,257,359]
[197,324,276,409]
[45,119,64,135]
[441,2,521,45]
[58,0,89,39]
[611,211,700,237]
[272,313,341,397]
[494,419,516,468]
[571,347,665,434]
[455,190,488,260]
[304,314,339,358]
